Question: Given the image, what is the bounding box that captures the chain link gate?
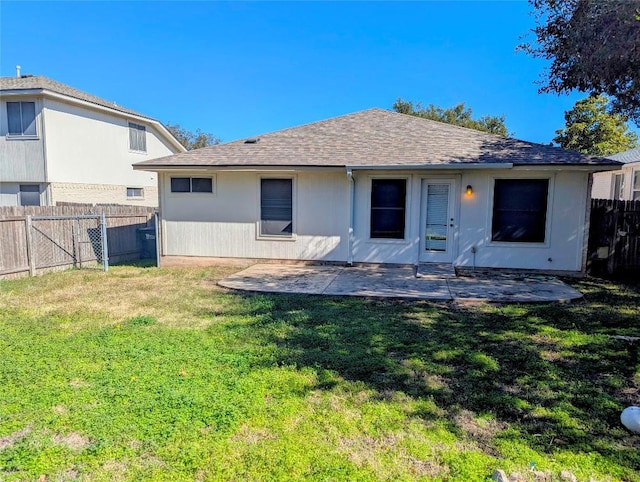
[26,214,109,275]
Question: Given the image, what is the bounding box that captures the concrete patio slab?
[218,264,584,303]
[448,276,582,303]
[219,264,343,294]
[323,266,451,300]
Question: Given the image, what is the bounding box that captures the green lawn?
[0,265,639,481]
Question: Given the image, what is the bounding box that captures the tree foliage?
[553,95,638,155]
[165,122,220,150]
[520,0,640,123]
[393,98,510,136]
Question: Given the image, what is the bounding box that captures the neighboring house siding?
[0,182,48,206]
[591,171,614,199]
[0,98,46,182]
[50,182,158,207]
[43,98,172,188]
[160,170,350,261]
[591,162,640,200]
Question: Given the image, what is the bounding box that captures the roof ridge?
[225,107,391,145]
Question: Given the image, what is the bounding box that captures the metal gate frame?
[26,213,109,276]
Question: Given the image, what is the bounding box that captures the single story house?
[134,108,620,273]
[591,147,640,201]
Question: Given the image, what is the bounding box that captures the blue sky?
[2,1,632,145]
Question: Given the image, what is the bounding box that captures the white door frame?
[419,177,459,263]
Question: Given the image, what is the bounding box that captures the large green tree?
[520,0,640,123]
[393,98,510,136]
[166,123,220,150]
[553,95,638,155]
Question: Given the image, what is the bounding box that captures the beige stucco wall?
[349,169,589,271]
[160,170,350,261]
[50,182,158,207]
[158,167,592,272]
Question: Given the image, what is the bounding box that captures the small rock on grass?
[533,471,552,482]
[491,470,509,482]
[559,471,578,482]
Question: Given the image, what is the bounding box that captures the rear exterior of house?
[136,109,619,273]
[591,147,640,200]
[0,74,185,207]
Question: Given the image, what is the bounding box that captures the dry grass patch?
[0,426,31,451]
[52,432,90,452]
[337,432,449,479]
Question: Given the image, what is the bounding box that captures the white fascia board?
[348,163,514,170]
[132,165,345,172]
[512,164,622,172]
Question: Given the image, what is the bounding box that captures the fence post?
[154,212,160,268]
[101,213,109,272]
[25,215,36,277]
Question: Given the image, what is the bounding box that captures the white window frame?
[256,174,297,241]
[126,187,145,199]
[366,175,411,244]
[6,101,38,138]
[128,122,147,152]
[633,169,640,201]
[612,172,625,200]
[487,175,554,248]
[19,184,41,206]
[168,176,216,195]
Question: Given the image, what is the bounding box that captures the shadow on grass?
[214,280,640,472]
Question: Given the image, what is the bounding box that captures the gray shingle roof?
[134,108,619,169]
[0,75,151,120]
[607,147,640,164]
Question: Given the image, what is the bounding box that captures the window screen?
[370,179,406,239]
[127,187,144,198]
[261,178,292,236]
[7,102,36,136]
[170,177,191,192]
[170,177,213,193]
[191,178,213,193]
[19,185,40,206]
[492,179,549,243]
[129,122,147,152]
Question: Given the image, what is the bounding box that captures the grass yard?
[1,265,639,481]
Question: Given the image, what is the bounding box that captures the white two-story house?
[0,72,186,206]
[591,147,640,201]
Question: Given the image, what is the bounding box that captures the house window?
[7,101,36,136]
[127,187,144,198]
[613,173,625,200]
[19,184,40,206]
[260,178,292,236]
[370,179,406,239]
[170,177,213,193]
[633,170,640,201]
[492,179,549,243]
[129,122,146,152]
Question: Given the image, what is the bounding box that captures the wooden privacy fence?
[588,199,640,278]
[0,205,157,279]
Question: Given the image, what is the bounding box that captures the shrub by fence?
[0,205,156,279]
[588,199,640,278]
